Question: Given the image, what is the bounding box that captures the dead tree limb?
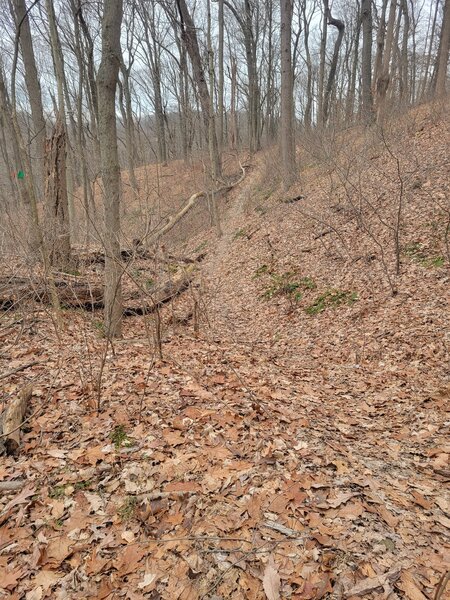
[149,164,246,243]
[0,361,39,381]
[0,480,26,493]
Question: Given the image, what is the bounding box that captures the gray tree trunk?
[97,0,124,338]
[361,0,374,122]
[280,0,296,190]
[176,0,221,179]
[435,0,450,96]
[10,0,46,198]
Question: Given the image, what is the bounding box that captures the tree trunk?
[280,0,296,190]
[322,1,345,125]
[218,0,224,148]
[434,0,450,96]
[44,118,71,269]
[97,0,124,338]
[176,0,221,179]
[361,0,374,122]
[376,0,397,121]
[45,0,72,265]
[10,0,46,198]
[317,2,328,126]
[421,0,439,99]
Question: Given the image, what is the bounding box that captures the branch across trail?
[149,164,246,242]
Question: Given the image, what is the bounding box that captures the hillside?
[0,102,449,599]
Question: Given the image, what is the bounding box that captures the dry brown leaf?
[263,555,281,600]
[0,567,25,591]
[397,571,428,600]
[344,569,400,597]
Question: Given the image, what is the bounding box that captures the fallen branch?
[314,228,333,240]
[435,570,450,600]
[0,361,40,381]
[0,480,26,493]
[150,164,246,243]
[263,520,310,540]
[123,275,192,316]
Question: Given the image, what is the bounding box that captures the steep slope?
[1,103,448,600]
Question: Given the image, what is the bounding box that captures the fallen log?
[2,385,33,456]
[0,275,104,310]
[149,164,247,243]
[123,275,192,316]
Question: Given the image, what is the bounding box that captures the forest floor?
[0,102,449,599]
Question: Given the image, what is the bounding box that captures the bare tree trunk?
[176,0,221,179]
[44,118,71,269]
[280,0,296,190]
[140,3,168,165]
[421,0,439,99]
[10,0,46,198]
[118,71,139,193]
[302,1,314,129]
[376,0,397,121]
[322,1,345,124]
[97,0,124,338]
[207,0,221,233]
[45,0,72,265]
[361,0,374,123]
[229,55,238,150]
[399,0,410,104]
[434,0,450,96]
[345,3,361,123]
[317,2,328,126]
[266,0,276,138]
[218,0,224,148]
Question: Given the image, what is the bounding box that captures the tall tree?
[322,0,345,124]
[434,0,450,96]
[361,0,374,122]
[280,0,296,189]
[175,0,221,178]
[98,0,124,338]
[10,0,46,197]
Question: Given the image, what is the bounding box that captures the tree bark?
[361,0,374,123]
[10,0,46,198]
[280,0,296,190]
[435,0,450,96]
[176,0,221,179]
[97,0,124,338]
[44,118,71,270]
[322,1,345,124]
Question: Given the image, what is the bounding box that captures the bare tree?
[361,0,374,122]
[434,0,450,96]
[97,0,124,338]
[175,0,221,179]
[280,0,296,189]
[10,0,46,197]
[322,0,345,125]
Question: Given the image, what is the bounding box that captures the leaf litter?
[0,104,449,599]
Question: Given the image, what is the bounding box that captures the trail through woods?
[0,106,449,599]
